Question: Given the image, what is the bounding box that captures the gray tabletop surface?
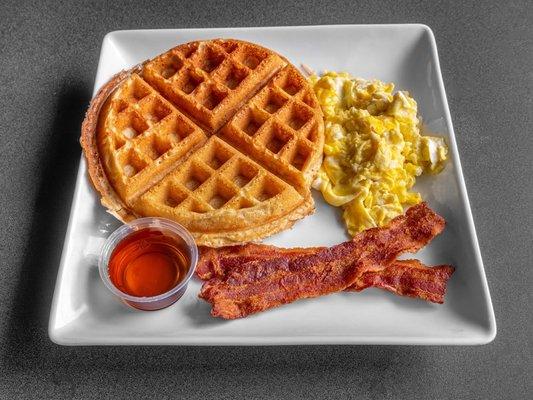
[1,0,531,399]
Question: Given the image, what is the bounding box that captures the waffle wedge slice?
[132,136,313,246]
[142,39,286,133]
[95,74,207,207]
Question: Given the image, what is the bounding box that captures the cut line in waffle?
[219,64,324,192]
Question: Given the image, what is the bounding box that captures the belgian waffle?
[81,39,324,246]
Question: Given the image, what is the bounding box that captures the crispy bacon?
[199,202,448,319]
[198,247,454,303]
[349,260,454,303]
[197,244,317,281]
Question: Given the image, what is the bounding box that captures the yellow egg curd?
[310,71,448,235]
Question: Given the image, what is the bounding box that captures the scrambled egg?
[310,72,448,235]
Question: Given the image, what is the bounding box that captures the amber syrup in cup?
[108,228,190,298]
[99,219,198,311]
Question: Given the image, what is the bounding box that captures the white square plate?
[49,25,496,345]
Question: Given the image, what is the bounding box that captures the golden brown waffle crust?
[194,194,314,247]
[81,68,141,222]
[81,39,324,247]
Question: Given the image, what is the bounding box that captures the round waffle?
[81,39,324,246]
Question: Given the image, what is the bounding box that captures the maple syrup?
[106,226,194,310]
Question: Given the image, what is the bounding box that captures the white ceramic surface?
[49,25,496,345]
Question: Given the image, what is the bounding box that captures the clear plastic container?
[98,218,198,311]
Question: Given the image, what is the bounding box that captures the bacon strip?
[199,202,447,319]
[197,244,317,281]
[349,260,454,303]
[198,247,454,303]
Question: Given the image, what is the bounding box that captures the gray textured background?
[1,0,532,399]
